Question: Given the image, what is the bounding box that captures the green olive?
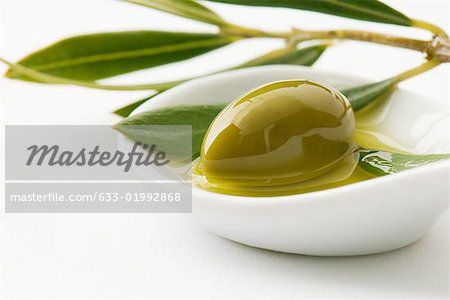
[195,80,357,187]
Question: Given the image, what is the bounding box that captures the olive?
[195,80,357,187]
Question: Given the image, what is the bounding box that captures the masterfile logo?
[4,125,192,213]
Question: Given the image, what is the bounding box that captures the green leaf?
[6,31,236,81]
[114,104,226,158]
[342,78,397,111]
[357,149,450,176]
[123,0,227,26]
[1,56,184,91]
[206,0,412,26]
[113,94,158,117]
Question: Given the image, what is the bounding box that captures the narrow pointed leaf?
[114,105,226,157]
[342,78,397,111]
[206,0,411,26]
[1,56,184,91]
[6,31,236,81]
[123,0,227,26]
[357,149,450,176]
[114,94,158,117]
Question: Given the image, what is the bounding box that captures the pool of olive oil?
[192,80,408,197]
[192,129,404,196]
[193,154,375,196]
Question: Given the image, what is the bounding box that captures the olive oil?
[193,154,375,196]
[192,80,381,196]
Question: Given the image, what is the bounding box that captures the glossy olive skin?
[196,80,357,187]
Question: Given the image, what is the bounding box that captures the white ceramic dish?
[131,65,450,256]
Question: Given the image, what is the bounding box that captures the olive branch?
[1,0,448,116]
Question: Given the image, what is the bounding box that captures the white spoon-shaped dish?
[131,65,450,256]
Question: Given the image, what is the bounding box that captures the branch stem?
[220,24,290,38]
[395,59,441,82]
[289,29,431,52]
[412,19,449,38]
[223,25,450,62]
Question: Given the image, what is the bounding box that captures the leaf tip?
[112,96,155,118]
[113,108,130,118]
[4,68,13,78]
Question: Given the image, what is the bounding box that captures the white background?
[0,0,449,299]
